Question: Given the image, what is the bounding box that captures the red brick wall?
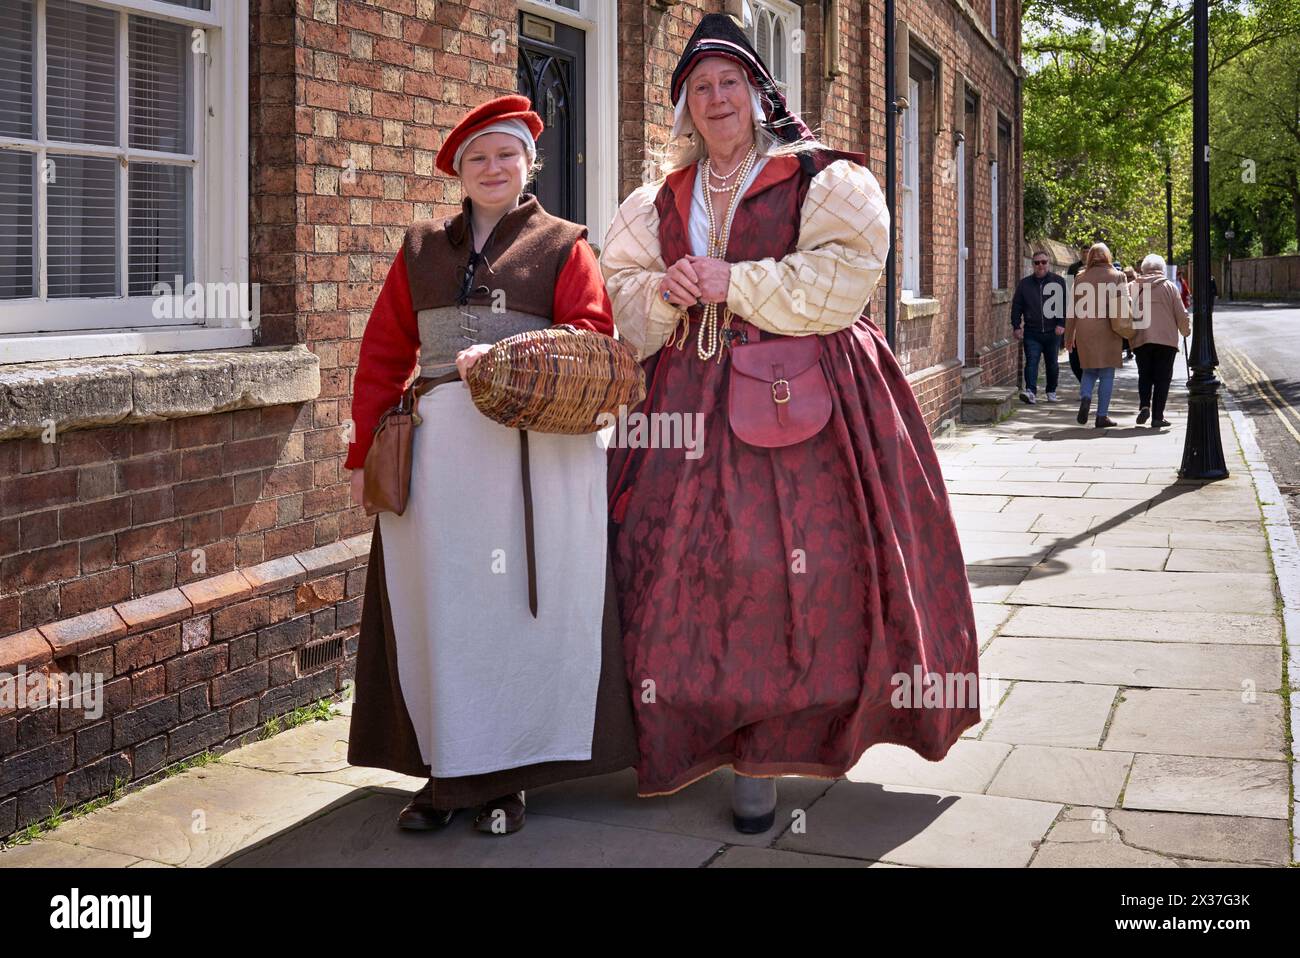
[867,0,1021,398]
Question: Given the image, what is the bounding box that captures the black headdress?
[670,13,815,145]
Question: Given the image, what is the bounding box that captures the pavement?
[1,357,1294,868]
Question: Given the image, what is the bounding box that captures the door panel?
[517,14,586,225]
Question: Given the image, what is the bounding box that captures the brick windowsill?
[0,346,321,443]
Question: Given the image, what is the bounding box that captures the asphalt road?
[1211,302,1300,532]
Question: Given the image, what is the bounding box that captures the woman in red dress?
[600,14,980,833]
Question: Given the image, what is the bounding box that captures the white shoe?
[1046,392,1059,402]
[1019,389,1036,404]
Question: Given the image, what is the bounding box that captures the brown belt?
[413,371,538,619]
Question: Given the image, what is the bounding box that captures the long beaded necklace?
[692,144,758,362]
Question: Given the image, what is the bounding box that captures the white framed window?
[739,0,802,114]
[901,77,921,298]
[990,157,1000,289]
[0,0,250,363]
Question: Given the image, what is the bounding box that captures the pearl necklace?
[706,153,748,193]
[691,145,758,362]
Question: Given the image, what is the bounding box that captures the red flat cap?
[434,94,544,177]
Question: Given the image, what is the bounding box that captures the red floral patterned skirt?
[608,316,980,796]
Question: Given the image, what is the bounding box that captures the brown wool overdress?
[345,199,639,808]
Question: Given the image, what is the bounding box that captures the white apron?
[378,378,607,777]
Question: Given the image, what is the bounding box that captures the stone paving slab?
[846,740,1011,793]
[999,606,1282,645]
[986,746,1132,807]
[1166,549,1273,573]
[940,466,1015,481]
[224,788,723,868]
[1166,530,1269,551]
[224,713,425,793]
[952,510,1039,532]
[1102,689,1286,760]
[1006,568,1276,613]
[708,846,907,867]
[524,767,833,849]
[980,681,1118,748]
[972,602,1012,647]
[0,839,145,867]
[946,480,1093,498]
[1042,545,1171,571]
[948,493,1011,513]
[960,540,1055,567]
[979,637,1282,690]
[1000,496,1150,518]
[1033,806,1291,867]
[776,782,1062,868]
[967,566,1028,602]
[1122,754,1290,819]
[10,764,360,868]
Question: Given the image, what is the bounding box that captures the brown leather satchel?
[361,370,461,516]
[727,333,833,448]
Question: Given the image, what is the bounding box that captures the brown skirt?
[346,518,640,809]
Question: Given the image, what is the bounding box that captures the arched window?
[740,0,801,112]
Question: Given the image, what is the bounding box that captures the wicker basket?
[465,325,646,433]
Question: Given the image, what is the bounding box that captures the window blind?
[0,0,34,140]
[130,16,191,154]
[129,162,190,294]
[0,151,35,301]
[47,0,119,147]
[47,155,119,298]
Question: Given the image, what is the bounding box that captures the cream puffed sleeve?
[599,182,686,360]
[726,158,891,336]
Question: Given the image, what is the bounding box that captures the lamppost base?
[1178,372,1230,481]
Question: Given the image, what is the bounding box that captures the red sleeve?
[552,238,614,336]
[345,247,420,470]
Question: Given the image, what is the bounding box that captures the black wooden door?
[517,13,586,224]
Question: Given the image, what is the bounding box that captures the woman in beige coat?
[1066,242,1129,428]
[1130,252,1191,428]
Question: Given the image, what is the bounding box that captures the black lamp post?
[1179,0,1228,480]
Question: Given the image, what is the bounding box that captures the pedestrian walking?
[1130,253,1191,429]
[1011,250,1068,404]
[1066,242,1130,429]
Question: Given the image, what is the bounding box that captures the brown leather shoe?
[397,779,456,831]
[473,791,525,835]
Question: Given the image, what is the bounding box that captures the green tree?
[1209,31,1300,256]
[1023,0,1300,264]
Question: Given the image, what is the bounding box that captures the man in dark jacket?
[1011,251,1069,403]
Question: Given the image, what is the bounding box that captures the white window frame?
[517,0,617,251]
[990,157,1001,290]
[741,0,802,114]
[901,77,921,299]
[0,0,250,364]
[991,0,998,39]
